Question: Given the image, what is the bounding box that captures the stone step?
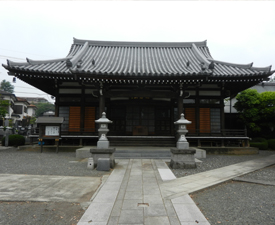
[109,136,176,147]
[76,147,206,159]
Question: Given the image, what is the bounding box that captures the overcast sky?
[1,1,275,103]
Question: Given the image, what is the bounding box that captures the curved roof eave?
[208,59,254,69]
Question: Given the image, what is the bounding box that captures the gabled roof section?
[0,90,17,101]
[2,38,274,79]
[36,116,64,124]
[15,97,30,105]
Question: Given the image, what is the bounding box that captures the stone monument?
[90,112,116,170]
[170,113,196,169]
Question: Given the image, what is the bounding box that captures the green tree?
[0,95,9,120]
[30,116,36,124]
[35,102,55,117]
[0,80,14,93]
[234,89,275,138]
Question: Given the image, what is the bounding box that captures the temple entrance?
[109,100,173,136]
[126,106,154,135]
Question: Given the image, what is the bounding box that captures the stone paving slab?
[77,154,275,224]
[0,174,101,202]
[160,154,275,200]
[78,159,210,225]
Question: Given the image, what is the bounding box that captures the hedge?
[267,139,275,150]
[1,134,25,146]
[251,137,267,143]
[250,141,269,150]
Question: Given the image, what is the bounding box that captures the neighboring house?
[43,111,55,116]
[27,104,37,117]
[20,97,49,104]
[2,38,274,146]
[13,97,30,126]
[224,82,275,129]
[0,89,17,125]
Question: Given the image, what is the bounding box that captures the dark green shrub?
[252,137,267,142]
[250,141,268,150]
[1,134,25,146]
[267,139,275,150]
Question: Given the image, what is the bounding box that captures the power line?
[0,55,25,60]
[0,48,54,58]
[14,86,40,90]
[14,91,50,96]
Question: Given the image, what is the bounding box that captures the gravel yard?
[0,147,274,225]
[172,150,275,177]
[191,165,275,225]
[0,147,109,225]
[171,150,275,225]
[0,147,109,177]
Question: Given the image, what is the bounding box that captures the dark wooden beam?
[105,89,177,98]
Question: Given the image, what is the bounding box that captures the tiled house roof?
[3,38,273,78]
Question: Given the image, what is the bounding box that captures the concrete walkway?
[78,154,275,225]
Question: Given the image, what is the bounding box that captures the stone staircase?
[108,136,176,147]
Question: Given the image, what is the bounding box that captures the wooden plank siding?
[84,107,96,132]
[199,108,211,133]
[185,108,196,134]
[69,106,81,132]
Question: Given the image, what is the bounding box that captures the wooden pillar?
[55,85,59,116]
[177,96,183,119]
[195,88,200,135]
[221,91,225,135]
[99,95,105,117]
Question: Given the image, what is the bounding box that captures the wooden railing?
[186,129,247,137]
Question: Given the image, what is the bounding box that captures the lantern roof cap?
[95,112,113,124]
[174,113,192,125]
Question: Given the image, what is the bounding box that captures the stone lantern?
[175,114,192,149]
[170,113,196,169]
[90,112,116,170]
[96,112,113,149]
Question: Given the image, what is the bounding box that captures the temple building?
[2,38,274,146]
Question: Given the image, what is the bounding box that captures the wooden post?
[99,95,105,117]
[177,96,183,119]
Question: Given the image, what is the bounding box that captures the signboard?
[45,126,59,136]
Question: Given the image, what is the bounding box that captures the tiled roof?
[16,97,28,102]
[36,116,64,124]
[0,90,14,95]
[2,38,273,79]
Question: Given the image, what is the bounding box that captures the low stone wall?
[199,147,259,155]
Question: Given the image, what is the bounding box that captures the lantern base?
[90,148,116,169]
[170,148,197,169]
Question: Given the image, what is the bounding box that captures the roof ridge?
[251,65,272,72]
[27,57,72,65]
[66,41,89,68]
[73,37,207,48]
[6,60,29,67]
[191,43,211,66]
[6,57,73,67]
[208,59,253,69]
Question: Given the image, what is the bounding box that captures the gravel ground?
[0,147,109,225]
[172,150,275,178]
[0,201,84,225]
[1,147,275,225]
[191,165,275,225]
[0,147,110,177]
[170,151,275,225]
